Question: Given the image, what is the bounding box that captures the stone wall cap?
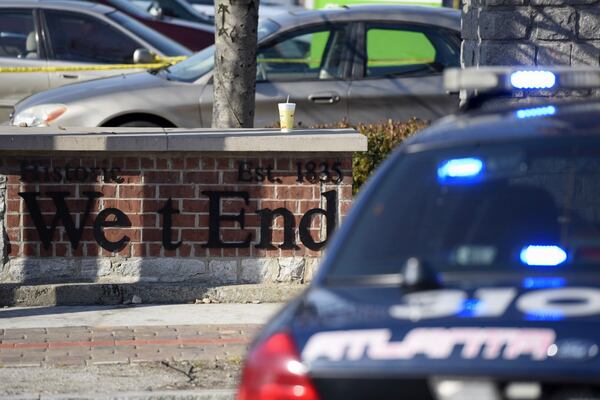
[0,127,367,153]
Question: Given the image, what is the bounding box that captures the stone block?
[572,43,600,66]
[6,258,77,283]
[303,258,321,283]
[536,43,572,65]
[480,10,531,40]
[277,257,305,282]
[240,258,279,283]
[483,0,525,5]
[78,258,112,280]
[534,8,576,40]
[462,40,479,67]
[208,259,238,284]
[579,9,600,39]
[480,42,536,66]
[531,0,597,4]
[116,258,207,282]
[461,9,479,41]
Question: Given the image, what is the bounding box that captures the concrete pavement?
[0,304,282,329]
[0,304,283,398]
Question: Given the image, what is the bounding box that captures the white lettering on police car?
[389,287,600,319]
[302,328,556,363]
[389,288,517,320]
[518,288,600,317]
[389,290,466,320]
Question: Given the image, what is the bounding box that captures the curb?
[2,389,236,400]
[0,283,306,307]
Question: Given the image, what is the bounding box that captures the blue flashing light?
[456,299,482,318]
[437,157,484,184]
[520,245,567,267]
[522,277,566,289]
[525,312,564,321]
[510,70,556,90]
[516,105,556,119]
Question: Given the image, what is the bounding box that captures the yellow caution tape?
[0,55,187,73]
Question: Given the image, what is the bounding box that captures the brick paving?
[0,324,261,367]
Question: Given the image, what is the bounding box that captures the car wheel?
[118,120,162,127]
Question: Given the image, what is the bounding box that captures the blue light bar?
[516,105,556,119]
[510,71,557,90]
[437,157,484,184]
[520,245,567,266]
[525,312,564,321]
[522,277,566,289]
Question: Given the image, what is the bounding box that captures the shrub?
[312,119,429,193]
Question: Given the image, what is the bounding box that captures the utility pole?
[212,0,260,128]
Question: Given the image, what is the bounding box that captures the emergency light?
[510,71,556,89]
[515,105,556,119]
[445,67,600,93]
[437,157,484,184]
[520,245,567,267]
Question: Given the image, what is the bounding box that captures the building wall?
[462,0,600,67]
[0,152,354,285]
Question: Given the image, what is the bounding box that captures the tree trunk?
[211,0,259,128]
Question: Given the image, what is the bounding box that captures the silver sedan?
[11,5,460,128]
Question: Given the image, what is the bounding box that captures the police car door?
[348,22,459,122]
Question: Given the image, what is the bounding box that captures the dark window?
[256,26,348,82]
[328,138,600,279]
[186,0,214,6]
[108,11,191,57]
[44,10,140,64]
[364,25,459,78]
[0,9,38,59]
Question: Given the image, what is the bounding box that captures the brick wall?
[0,152,354,285]
[462,0,600,68]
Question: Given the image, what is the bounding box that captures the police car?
[237,68,600,400]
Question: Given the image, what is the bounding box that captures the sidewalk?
[0,304,282,399]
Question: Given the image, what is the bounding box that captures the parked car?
[81,0,215,50]
[130,0,214,23]
[11,5,460,128]
[184,0,302,19]
[236,68,600,400]
[0,0,192,122]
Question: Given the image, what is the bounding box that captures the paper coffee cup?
[278,102,296,132]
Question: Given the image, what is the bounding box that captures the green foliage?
[312,119,429,193]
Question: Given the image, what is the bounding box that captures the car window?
[108,11,191,57]
[0,9,39,59]
[257,26,348,82]
[327,138,600,279]
[364,25,459,78]
[44,10,140,64]
[164,19,281,82]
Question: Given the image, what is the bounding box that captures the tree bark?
[211,0,259,128]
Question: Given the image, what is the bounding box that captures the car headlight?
[12,104,67,127]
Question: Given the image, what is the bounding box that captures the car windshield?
[107,11,192,56]
[162,19,280,82]
[328,137,600,279]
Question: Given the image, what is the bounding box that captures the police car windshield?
[329,138,600,279]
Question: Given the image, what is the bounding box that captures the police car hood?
[292,280,600,380]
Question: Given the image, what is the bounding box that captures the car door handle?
[60,74,79,79]
[308,93,341,104]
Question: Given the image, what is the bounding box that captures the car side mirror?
[133,48,156,64]
[400,257,441,292]
[148,2,164,18]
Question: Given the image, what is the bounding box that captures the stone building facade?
[462,0,600,67]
